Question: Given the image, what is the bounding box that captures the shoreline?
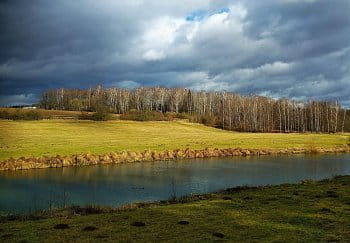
[1,145,350,171]
[1,175,349,242]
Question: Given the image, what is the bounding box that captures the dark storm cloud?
[0,0,349,106]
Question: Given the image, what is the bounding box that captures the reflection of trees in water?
[2,155,350,186]
[1,160,198,185]
[23,185,71,214]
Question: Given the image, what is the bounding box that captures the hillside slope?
[0,120,348,161]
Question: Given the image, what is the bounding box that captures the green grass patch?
[0,120,349,161]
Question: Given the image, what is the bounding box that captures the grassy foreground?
[1,176,350,242]
[0,120,349,161]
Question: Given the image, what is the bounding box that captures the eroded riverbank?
[1,145,350,171]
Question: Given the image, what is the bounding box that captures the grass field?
[0,119,349,161]
[1,176,349,242]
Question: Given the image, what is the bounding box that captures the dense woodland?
[40,86,348,133]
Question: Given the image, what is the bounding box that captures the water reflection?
[0,154,349,213]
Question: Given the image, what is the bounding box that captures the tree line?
[40,86,348,133]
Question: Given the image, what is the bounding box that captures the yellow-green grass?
[0,119,349,161]
[1,176,350,242]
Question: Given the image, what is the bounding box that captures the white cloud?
[115,80,140,89]
[141,16,185,46]
[234,61,295,80]
[142,49,166,61]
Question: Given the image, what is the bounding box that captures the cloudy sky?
[0,0,349,107]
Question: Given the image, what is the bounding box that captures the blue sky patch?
[186,10,207,21]
[218,7,230,14]
[186,7,230,22]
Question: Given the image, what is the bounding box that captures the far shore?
[1,145,350,171]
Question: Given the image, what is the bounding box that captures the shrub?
[199,114,217,127]
[91,110,112,121]
[167,112,218,127]
[0,109,44,120]
[26,110,43,120]
[163,112,176,121]
[0,110,10,119]
[88,105,113,121]
[182,113,218,127]
[79,109,114,121]
[120,110,165,121]
[173,113,191,120]
[78,112,92,120]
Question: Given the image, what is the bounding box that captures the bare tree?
[40,86,347,133]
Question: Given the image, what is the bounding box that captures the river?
[0,154,349,213]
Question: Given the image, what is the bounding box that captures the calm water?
[1,154,350,213]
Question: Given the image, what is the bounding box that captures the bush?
[179,113,217,127]
[91,110,112,121]
[199,114,217,127]
[120,110,165,121]
[78,106,113,121]
[0,109,44,120]
[79,109,115,121]
[173,112,191,120]
[26,110,43,120]
[78,112,92,120]
[163,112,176,121]
[0,110,10,119]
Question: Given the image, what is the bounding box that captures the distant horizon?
[1,84,350,109]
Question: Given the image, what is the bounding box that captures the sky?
[0,0,349,107]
